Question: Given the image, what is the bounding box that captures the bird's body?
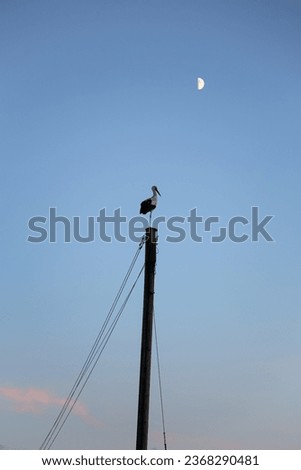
[140,186,161,215]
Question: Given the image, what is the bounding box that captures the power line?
[40,240,145,450]
[44,264,145,450]
[154,312,167,450]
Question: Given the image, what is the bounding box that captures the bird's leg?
[149,211,152,227]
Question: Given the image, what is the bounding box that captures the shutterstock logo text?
[27,207,274,244]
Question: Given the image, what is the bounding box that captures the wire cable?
[154,312,167,450]
[44,264,145,450]
[40,240,145,450]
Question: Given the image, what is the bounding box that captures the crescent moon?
[197,77,205,90]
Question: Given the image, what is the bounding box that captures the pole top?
[145,227,158,243]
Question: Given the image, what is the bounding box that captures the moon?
[197,77,205,90]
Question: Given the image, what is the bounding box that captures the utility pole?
[136,227,158,450]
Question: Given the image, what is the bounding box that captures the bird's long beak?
[156,187,161,196]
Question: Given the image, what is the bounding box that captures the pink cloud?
[0,386,99,426]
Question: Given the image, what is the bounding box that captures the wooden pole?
[136,227,158,450]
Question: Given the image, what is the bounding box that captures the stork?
[140,186,161,223]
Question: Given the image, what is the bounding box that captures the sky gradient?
[1,0,301,450]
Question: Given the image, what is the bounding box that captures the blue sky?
[1,0,301,450]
